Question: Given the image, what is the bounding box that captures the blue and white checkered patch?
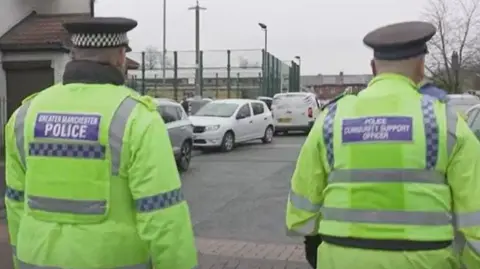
[135,188,184,212]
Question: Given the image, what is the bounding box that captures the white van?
[447,94,480,115]
[271,92,319,134]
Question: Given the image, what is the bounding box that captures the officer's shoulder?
[321,92,356,111]
[21,92,39,104]
[128,94,157,111]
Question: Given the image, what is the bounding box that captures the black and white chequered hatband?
[71,32,129,48]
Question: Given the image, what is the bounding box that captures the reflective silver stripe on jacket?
[28,196,106,215]
[14,101,32,168]
[14,96,138,215]
[321,207,452,226]
[289,191,322,213]
[456,211,480,228]
[18,260,151,269]
[286,218,318,236]
[328,169,446,184]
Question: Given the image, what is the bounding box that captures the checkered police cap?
[63,17,137,49]
[71,32,129,48]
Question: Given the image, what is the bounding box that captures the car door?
[158,104,183,156]
[467,106,480,139]
[233,103,253,141]
[251,101,268,137]
[175,105,193,145]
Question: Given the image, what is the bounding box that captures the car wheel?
[177,140,192,172]
[262,125,274,144]
[220,131,235,152]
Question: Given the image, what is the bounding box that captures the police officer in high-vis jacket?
[286,21,480,269]
[4,17,198,269]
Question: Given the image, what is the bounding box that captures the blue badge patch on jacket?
[342,116,413,143]
[34,113,101,141]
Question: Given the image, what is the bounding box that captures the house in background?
[0,0,139,122]
[301,72,373,100]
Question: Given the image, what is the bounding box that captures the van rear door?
[272,94,313,126]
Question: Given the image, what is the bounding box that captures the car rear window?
[273,95,314,108]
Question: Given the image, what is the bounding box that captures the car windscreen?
[272,95,313,109]
[194,103,239,117]
[189,100,210,115]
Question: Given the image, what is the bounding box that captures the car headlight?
[205,125,221,131]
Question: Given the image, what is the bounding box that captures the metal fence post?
[173,51,178,101]
[258,72,262,97]
[215,73,219,98]
[141,51,146,95]
[266,52,271,97]
[200,50,204,96]
[261,49,265,96]
[227,50,231,98]
[236,73,240,98]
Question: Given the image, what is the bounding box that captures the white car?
[271,92,319,134]
[189,99,274,152]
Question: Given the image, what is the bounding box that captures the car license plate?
[278,118,291,123]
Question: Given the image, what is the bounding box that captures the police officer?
[286,21,480,269]
[4,17,198,269]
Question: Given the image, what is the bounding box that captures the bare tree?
[144,46,160,70]
[424,0,480,92]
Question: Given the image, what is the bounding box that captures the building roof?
[0,12,90,51]
[0,11,140,70]
[126,58,140,70]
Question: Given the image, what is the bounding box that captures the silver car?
[155,98,194,172]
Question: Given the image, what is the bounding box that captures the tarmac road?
[0,134,310,269]
[184,134,310,268]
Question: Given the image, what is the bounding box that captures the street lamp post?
[189,0,206,99]
[258,23,267,96]
[162,0,167,84]
[258,23,267,53]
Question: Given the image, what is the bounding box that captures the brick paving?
[0,222,309,268]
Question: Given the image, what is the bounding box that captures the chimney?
[339,71,344,84]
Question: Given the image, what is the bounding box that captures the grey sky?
[96,0,429,75]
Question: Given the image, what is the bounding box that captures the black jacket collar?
[62,60,125,86]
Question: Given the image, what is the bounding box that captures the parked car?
[448,94,480,115]
[189,99,274,152]
[271,92,319,134]
[154,98,194,172]
[257,96,273,110]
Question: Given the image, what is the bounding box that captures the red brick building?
[301,72,373,100]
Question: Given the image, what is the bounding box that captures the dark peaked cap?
[63,17,137,49]
[363,21,436,60]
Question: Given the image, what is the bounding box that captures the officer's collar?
[62,60,125,86]
[368,73,418,90]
